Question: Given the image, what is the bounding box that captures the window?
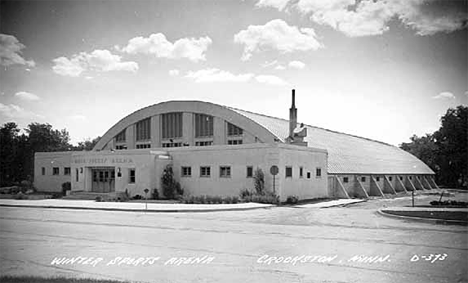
[162,142,182,148]
[227,139,243,145]
[316,168,322,178]
[53,167,59,175]
[64,167,71,175]
[181,166,192,177]
[135,118,151,141]
[227,123,243,136]
[200,166,211,177]
[41,167,45,175]
[389,176,393,181]
[195,114,213,137]
[129,169,136,183]
[361,176,366,182]
[399,176,403,181]
[285,166,292,178]
[343,177,349,183]
[299,167,303,178]
[161,112,182,139]
[376,176,380,182]
[136,143,151,149]
[220,166,231,178]
[115,129,126,143]
[116,145,127,150]
[246,166,253,178]
[76,169,79,182]
[409,176,412,180]
[195,141,213,146]
[417,176,420,179]
[307,172,311,179]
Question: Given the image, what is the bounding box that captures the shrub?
[132,194,143,200]
[240,189,252,198]
[254,168,265,195]
[61,182,71,196]
[14,192,28,200]
[51,193,62,199]
[152,189,159,200]
[286,195,299,205]
[239,189,279,204]
[95,196,103,202]
[161,165,184,199]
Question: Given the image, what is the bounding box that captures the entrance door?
[91,168,115,193]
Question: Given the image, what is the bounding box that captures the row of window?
[115,113,244,143]
[115,139,244,150]
[342,175,422,183]
[179,166,322,179]
[182,166,232,178]
[42,167,70,176]
[285,167,321,179]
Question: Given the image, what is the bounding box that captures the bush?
[181,195,239,204]
[286,195,299,205]
[240,189,279,205]
[240,189,252,198]
[61,182,71,196]
[254,168,265,195]
[14,192,28,200]
[152,189,159,200]
[51,193,62,199]
[161,165,184,199]
[430,200,468,207]
[132,194,143,200]
[95,196,103,202]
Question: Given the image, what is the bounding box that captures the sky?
[0,0,467,146]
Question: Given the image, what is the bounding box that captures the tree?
[26,123,72,152]
[161,165,183,199]
[0,123,22,186]
[254,168,265,195]
[400,105,467,188]
[433,106,467,188]
[400,134,438,173]
[0,122,74,186]
[74,136,101,151]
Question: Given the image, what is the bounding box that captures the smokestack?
[289,89,297,139]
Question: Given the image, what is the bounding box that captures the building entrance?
[91,168,115,193]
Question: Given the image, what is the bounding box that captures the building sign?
[73,157,134,165]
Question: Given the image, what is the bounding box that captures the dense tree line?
[0,122,100,187]
[400,105,467,188]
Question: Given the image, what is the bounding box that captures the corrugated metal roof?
[228,107,434,175]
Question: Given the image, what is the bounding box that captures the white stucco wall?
[34,152,72,192]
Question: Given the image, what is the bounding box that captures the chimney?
[289,89,297,139]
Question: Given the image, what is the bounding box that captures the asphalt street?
[0,197,467,283]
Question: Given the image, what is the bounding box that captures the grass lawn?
[0,276,129,283]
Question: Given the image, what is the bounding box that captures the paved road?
[0,198,467,283]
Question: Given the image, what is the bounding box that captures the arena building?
[34,90,437,201]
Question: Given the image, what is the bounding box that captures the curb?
[0,203,273,213]
[291,199,367,209]
[377,209,468,226]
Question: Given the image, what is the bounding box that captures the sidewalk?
[295,199,366,208]
[0,199,273,213]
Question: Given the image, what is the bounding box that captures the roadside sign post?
[144,188,149,211]
[270,166,279,194]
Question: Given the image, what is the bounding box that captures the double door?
[91,168,115,193]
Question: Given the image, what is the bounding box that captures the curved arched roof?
[93,100,279,151]
[94,100,434,175]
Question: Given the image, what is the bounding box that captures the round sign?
[270,165,279,175]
